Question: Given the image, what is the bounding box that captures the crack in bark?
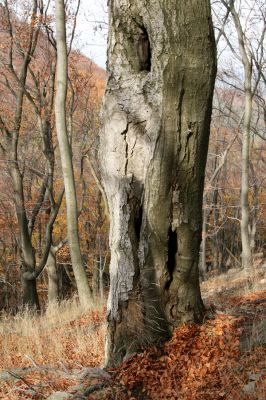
[133,119,147,126]
[130,137,137,157]
[120,120,130,175]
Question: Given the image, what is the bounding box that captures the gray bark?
[201,205,208,277]
[99,0,216,366]
[4,0,41,309]
[250,163,258,251]
[47,248,59,304]
[92,254,106,300]
[47,240,67,304]
[201,134,237,276]
[228,0,252,269]
[55,0,92,308]
[0,1,66,309]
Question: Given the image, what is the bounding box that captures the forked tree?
[0,0,63,308]
[99,0,217,366]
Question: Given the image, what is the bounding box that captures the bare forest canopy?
[0,0,107,310]
[0,0,264,311]
[0,0,263,312]
[0,0,265,399]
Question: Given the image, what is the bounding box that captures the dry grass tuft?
[0,298,106,399]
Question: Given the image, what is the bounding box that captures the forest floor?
[0,260,265,400]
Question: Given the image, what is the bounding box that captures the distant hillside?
[70,51,106,98]
[74,52,106,81]
[0,4,106,101]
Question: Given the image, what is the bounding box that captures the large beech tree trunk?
[99,0,216,366]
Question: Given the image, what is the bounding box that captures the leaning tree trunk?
[99,0,216,366]
[55,0,92,307]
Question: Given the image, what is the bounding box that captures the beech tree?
[217,0,266,269]
[55,0,92,307]
[99,0,216,366]
[0,0,65,308]
[0,0,97,308]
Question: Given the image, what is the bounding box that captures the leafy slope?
[0,265,266,399]
[111,311,265,400]
[100,266,266,399]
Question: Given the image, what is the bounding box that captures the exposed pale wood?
[100,0,216,366]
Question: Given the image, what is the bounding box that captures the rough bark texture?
[99,0,216,366]
[55,0,92,307]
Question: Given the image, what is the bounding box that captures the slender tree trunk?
[100,0,216,366]
[201,204,208,278]
[201,135,234,277]
[9,143,40,309]
[250,181,258,252]
[229,0,252,269]
[47,248,59,304]
[240,68,252,268]
[21,275,40,309]
[55,0,92,307]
